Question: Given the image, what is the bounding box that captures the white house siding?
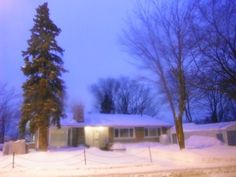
[49,127,69,148]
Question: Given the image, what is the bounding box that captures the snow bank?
[0,142,235,177]
[186,135,223,149]
[49,145,85,152]
[111,142,164,150]
[110,142,126,150]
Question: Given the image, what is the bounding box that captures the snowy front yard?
[0,136,236,177]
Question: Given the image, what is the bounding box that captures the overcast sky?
[0,0,142,112]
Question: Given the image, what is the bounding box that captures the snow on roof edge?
[60,113,172,127]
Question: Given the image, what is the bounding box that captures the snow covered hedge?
[185,135,223,149]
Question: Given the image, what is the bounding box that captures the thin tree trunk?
[175,118,185,149]
[0,116,5,143]
[0,126,4,143]
[185,95,192,122]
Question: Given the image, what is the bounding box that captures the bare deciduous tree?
[122,0,196,149]
[116,77,158,116]
[196,84,236,123]
[90,78,119,113]
[0,84,19,143]
[90,77,159,116]
[192,0,236,99]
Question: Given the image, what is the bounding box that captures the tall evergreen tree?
[19,3,65,151]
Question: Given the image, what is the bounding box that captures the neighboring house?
[170,122,236,146]
[48,114,171,148]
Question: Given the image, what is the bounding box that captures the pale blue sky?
[0,0,142,112]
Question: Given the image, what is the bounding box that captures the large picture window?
[144,127,161,137]
[114,128,134,139]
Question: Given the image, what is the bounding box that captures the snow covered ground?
[0,136,236,177]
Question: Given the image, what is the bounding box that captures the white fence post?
[12,152,15,168]
[84,148,87,165]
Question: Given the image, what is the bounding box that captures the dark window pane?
[120,129,129,137]
[114,129,119,138]
[149,128,157,136]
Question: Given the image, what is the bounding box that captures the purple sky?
[0,0,142,112]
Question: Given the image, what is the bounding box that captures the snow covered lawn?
[0,136,236,177]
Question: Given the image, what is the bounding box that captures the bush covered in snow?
[185,135,223,149]
[110,143,126,150]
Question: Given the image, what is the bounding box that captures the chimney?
[72,103,84,122]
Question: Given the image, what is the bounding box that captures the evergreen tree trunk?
[38,127,48,151]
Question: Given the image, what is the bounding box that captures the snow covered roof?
[171,121,236,133]
[60,113,171,128]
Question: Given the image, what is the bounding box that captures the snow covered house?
[48,114,171,148]
[170,121,236,146]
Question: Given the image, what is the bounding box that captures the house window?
[144,128,161,137]
[114,128,134,139]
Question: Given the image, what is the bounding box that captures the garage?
[227,131,236,146]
